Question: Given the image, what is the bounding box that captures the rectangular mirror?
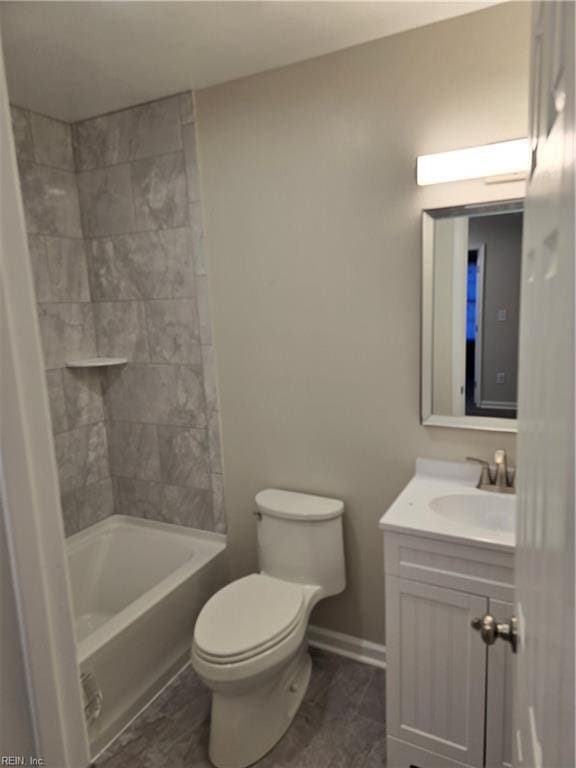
[422,199,522,432]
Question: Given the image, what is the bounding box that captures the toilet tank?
[255,489,346,597]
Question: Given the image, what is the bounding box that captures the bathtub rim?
[67,515,227,664]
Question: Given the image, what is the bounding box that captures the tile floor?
[96,648,386,768]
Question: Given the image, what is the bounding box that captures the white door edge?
[0,29,90,768]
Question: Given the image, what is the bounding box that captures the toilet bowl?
[191,489,346,768]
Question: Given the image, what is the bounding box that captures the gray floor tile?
[357,669,386,723]
[96,649,387,768]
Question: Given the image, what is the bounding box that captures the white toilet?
[191,488,346,768]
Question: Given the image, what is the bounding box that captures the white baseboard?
[307,625,386,669]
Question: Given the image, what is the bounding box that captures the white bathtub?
[66,515,227,755]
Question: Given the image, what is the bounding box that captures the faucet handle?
[466,457,493,487]
[493,449,512,490]
[494,449,507,465]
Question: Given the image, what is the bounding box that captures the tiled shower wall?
[12,93,225,537]
[11,106,113,534]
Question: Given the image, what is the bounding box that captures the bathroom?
[0,2,573,768]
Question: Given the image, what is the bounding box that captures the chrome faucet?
[466,450,515,494]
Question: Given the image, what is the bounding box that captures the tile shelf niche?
[65,357,128,368]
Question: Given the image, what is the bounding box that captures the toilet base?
[208,645,312,768]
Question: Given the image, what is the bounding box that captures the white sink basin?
[430,493,515,533]
[379,458,516,551]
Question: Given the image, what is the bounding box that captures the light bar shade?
[417,139,530,185]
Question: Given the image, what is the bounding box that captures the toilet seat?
[194,574,307,664]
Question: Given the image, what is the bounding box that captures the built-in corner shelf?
[65,357,128,369]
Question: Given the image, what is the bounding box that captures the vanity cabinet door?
[386,576,487,767]
[485,599,514,768]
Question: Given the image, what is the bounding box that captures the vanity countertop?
[379,458,515,553]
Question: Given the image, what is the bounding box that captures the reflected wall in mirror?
[422,200,523,432]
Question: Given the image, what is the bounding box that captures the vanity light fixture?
[416,138,530,185]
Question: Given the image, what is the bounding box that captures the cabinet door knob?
[471,613,518,653]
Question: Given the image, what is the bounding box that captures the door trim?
[0,31,90,768]
[473,244,486,408]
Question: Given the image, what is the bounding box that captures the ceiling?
[0,1,496,122]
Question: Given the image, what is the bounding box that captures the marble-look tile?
[27,234,52,303]
[130,97,182,160]
[114,477,162,521]
[150,665,209,725]
[157,426,210,489]
[30,112,74,171]
[62,368,105,429]
[116,478,213,529]
[83,421,110,486]
[211,473,226,533]
[131,152,188,231]
[147,723,212,768]
[38,302,96,369]
[200,345,219,412]
[61,477,115,539]
[94,301,150,361]
[179,92,195,125]
[11,106,34,162]
[18,162,82,237]
[73,109,133,171]
[323,714,385,768]
[145,299,201,364]
[163,484,213,529]
[207,410,223,474]
[77,164,135,237]
[108,421,161,481]
[60,489,79,537]
[54,422,109,494]
[311,655,374,720]
[76,478,115,530]
[357,669,386,724]
[258,662,382,768]
[105,364,207,427]
[182,124,201,203]
[361,740,387,768]
[74,97,182,171]
[45,369,67,434]
[97,651,386,768]
[257,704,330,768]
[189,202,206,276]
[194,276,212,344]
[89,229,195,301]
[45,237,90,302]
[100,702,187,766]
[326,714,386,768]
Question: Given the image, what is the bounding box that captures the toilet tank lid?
[255,489,344,521]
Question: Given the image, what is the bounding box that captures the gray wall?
[195,3,529,642]
[13,93,225,536]
[469,212,522,405]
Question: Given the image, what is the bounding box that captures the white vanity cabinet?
[383,531,514,768]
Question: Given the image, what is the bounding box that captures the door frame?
[451,217,468,416]
[472,244,486,408]
[0,30,90,768]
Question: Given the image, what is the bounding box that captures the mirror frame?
[421,199,523,433]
